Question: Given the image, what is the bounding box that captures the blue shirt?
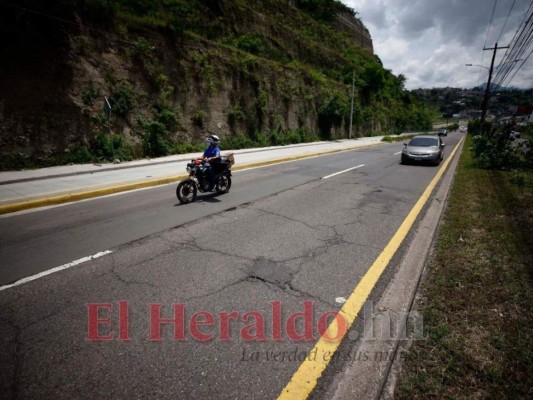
[203,145,221,158]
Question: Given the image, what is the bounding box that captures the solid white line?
[0,250,113,292]
[322,164,365,179]
[393,151,402,155]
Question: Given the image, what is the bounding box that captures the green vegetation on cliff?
[0,0,432,169]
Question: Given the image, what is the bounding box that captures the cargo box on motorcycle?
[211,153,234,173]
[222,153,235,166]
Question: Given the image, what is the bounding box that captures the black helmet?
[206,134,220,146]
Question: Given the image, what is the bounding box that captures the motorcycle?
[176,154,234,204]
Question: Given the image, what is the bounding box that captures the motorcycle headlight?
[186,166,192,173]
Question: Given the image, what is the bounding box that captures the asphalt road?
[1,139,437,286]
[0,133,463,399]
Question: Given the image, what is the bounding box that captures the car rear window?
[409,137,438,147]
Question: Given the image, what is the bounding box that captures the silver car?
[401,135,445,165]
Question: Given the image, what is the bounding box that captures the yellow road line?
[0,143,382,215]
[0,175,188,215]
[232,143,381,172]
[277,136,465,399]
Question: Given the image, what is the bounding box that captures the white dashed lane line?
[0,250,113,292]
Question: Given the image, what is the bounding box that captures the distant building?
[510,105,533,125]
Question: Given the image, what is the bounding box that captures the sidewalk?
[0,136,386,214]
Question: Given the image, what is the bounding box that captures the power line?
[483,0,499,49]
[496,0,516,43]
[491,0,533,88]
[502,47,533,87]
[479,0,499,84]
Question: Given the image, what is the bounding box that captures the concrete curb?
[0,142,382,215]
[0,174,188,215]
[379,136,466,399]
[326,136,466,400]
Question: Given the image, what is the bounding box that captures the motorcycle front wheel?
[176,179,197,204]
[215,175,231,194]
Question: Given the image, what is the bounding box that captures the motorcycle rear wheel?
[176,179,197,204]
[215,175,231,194]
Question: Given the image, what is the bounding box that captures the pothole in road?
[247,257,292,288]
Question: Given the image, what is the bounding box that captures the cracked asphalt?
[0,135,463,399]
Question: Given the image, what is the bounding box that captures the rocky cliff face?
[0,0,378,168]
[335,12,373,53]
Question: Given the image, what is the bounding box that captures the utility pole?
[349,70,355,139]
[480,43,508,126]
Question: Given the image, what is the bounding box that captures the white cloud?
[343,0,533,89]
[375,36,409,63]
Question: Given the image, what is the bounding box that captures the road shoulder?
[324,137,465,400]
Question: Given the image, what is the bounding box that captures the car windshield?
[409,137,438,147]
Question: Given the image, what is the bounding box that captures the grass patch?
[396,134,532,399]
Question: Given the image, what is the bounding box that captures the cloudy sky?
[342,0,533,90]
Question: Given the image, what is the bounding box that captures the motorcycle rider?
[202,134,221,188]
[203,134,221,161]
